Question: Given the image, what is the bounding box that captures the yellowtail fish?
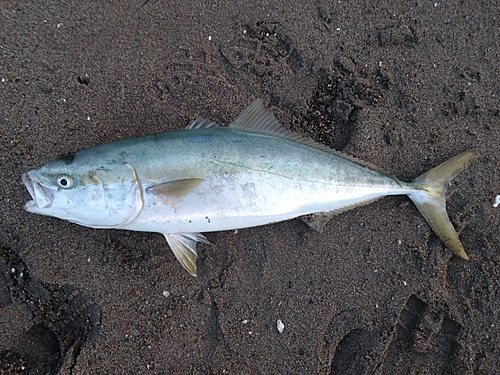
[22,100,480,275]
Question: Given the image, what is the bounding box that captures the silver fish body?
[125,129,409,233]
[22,100,480,275]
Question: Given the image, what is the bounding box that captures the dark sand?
[1,1,499,374]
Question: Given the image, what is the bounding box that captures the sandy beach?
[1,1,499,373]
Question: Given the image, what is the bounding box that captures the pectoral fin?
[146,178,204,205]
[164,232,211,276]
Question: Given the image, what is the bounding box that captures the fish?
[22,99,480,276]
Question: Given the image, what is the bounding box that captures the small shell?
[277,319,284,334]
[493,195,500,208]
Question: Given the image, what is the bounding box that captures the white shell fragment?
[277,319,284,334]
[493,195,500,208]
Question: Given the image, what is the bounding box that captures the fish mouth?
[22,172,54,210]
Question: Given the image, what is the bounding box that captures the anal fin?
[300,212,338,233]
[301,197,384,233]
[164,232,211,276]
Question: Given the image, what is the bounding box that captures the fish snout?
[22,171,53,209]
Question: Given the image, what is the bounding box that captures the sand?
[1,1,499,374]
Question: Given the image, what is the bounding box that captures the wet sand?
[1,1,499,373]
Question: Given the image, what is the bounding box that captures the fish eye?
[57,175,73,189]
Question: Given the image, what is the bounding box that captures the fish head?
[22,154,144,228]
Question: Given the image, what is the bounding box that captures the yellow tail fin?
[408,150,481,259]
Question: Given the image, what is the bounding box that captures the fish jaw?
[22,171,54,211]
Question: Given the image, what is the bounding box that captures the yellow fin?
[409,149,482,259]
[146,178,204,205]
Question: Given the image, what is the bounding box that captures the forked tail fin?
[408,150,481,259]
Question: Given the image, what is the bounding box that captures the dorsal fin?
[229,99,286,135]
[231,99,401,183]
[186,117,219,130]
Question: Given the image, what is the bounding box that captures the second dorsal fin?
[230,99,400,183]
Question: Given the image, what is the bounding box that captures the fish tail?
[407,149,481,259]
